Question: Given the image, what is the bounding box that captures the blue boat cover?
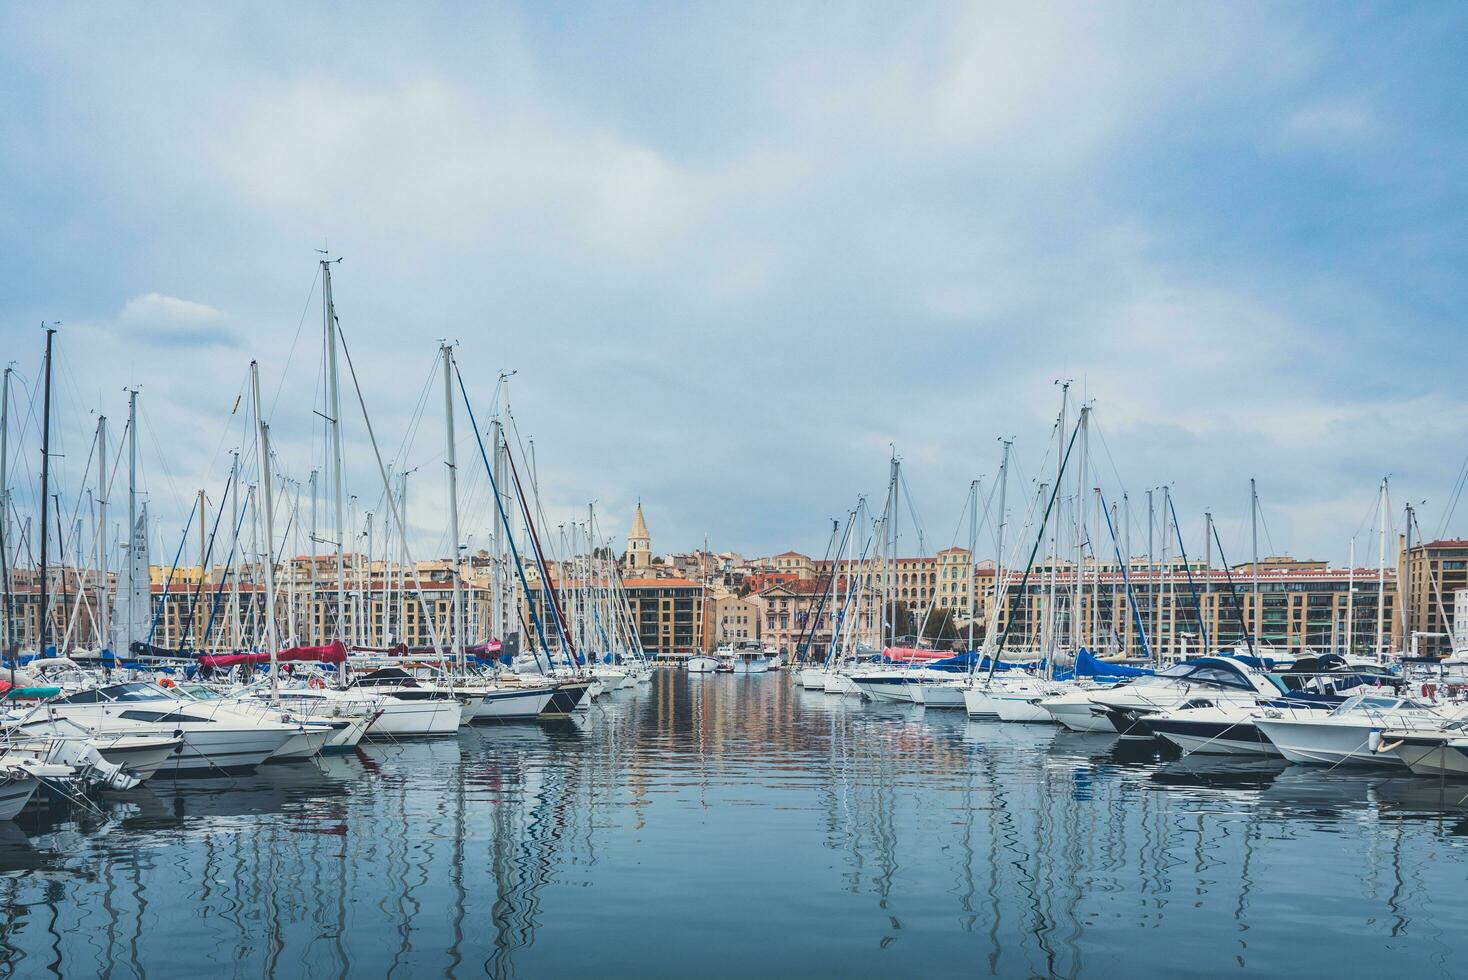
[1074,648,1154,678]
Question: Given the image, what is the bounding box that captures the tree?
[922,605,960,642]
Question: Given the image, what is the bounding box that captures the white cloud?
[118,292,223,325]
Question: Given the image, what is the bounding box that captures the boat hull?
[539,681,591,720]
[915,684,966,709]
[0,777,39,820]
[472,687,555,721]
[364,699,463,738]
[1148,718,1280,756]
[1254,719,1405,768]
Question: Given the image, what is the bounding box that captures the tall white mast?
[442,344,464,673]
[1045,384,1068,656]
[1345,537,1355,656]
[994,439,1011,648]
[288,477,301,644]
[1073,406,1088,654]
[1376,478,1388,655]
[96,414,109,653]
[323,260,348,646]
[229,449,241,649]
[251,361,280,695]
[1250,478,1261,646]
[491,419,506,641]
[1160,484,1171,658]
[398,471,409,645]
[967,479,978,654]
[1146,489,1155,660]
[892,456,901,646]
[308,468,318,644]
[0,367,8,652]
[126,388,138,653]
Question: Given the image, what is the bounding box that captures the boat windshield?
[1329,694,1425,716]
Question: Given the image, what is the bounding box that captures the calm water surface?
[3,672,1468,978]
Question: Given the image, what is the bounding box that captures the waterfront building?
[1401,538,1468,654]
[622,577,703,657]
[704,588,761,648]
[749,579,879,660]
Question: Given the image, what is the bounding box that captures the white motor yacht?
[1254,694,1456,767]
[1084,657,1284,738]
[39,683,298,774]
[348,668,465,737]
[4,712,183,784]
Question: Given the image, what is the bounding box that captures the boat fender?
[309,677,326,690]
[1423,683,1438,699]
[1367,730,1382,753]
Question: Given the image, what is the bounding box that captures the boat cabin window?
[119,709,209,724]
[105,683,173,702]
[51,688,105,705]
[1185,666,1253,690]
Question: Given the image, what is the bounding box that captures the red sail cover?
[199,640,348,669]
[883,646,949,662]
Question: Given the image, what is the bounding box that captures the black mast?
[37,326,55,655]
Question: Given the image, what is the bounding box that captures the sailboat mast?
[1146,489,1155,660]
[1250,478,1260,646]
[1073,406,1088,654]
[1161,485,1171,658]
[37,327,56,654]
[308,468,319,643]
[251,361,280,695]
[322,260,349,646]
[230,450,241,649]
[441,343,464,673]
[1345,537,1355,656]
[491,419,505,641]
[0,366,10,670]
[1402,503,1413,654]
[892,457,901,646]
[1045,385,1068,655]
[1204,511,1214,649]
[994,439,1010,647]
[96,414,109,653]
[1376,478,1388,655]
[126,388,138,654]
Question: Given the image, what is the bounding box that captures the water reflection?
[0,676,1466,976]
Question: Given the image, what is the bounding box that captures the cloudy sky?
[1,3,1465,569]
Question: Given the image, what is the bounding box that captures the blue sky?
[1,3,1465,566]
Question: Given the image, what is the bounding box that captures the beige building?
[705,589,761,647]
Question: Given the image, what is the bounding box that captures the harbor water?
[4,672,1468,978]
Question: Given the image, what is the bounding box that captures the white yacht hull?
[963,688,999,716]
[365,698,464,738]
[795,667,827,689]
[686,656,721,674]
[472,687,556,721]
[732,659,770,674]
[0,777,39,820]
[993,696,1056,723]
[267,725,335,762]
[1040,698,1119,733]
[914,684,966,709]
[1254,718,1406,768]
[160,726,297,775]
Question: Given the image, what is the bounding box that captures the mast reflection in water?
[2,674,1468,977]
